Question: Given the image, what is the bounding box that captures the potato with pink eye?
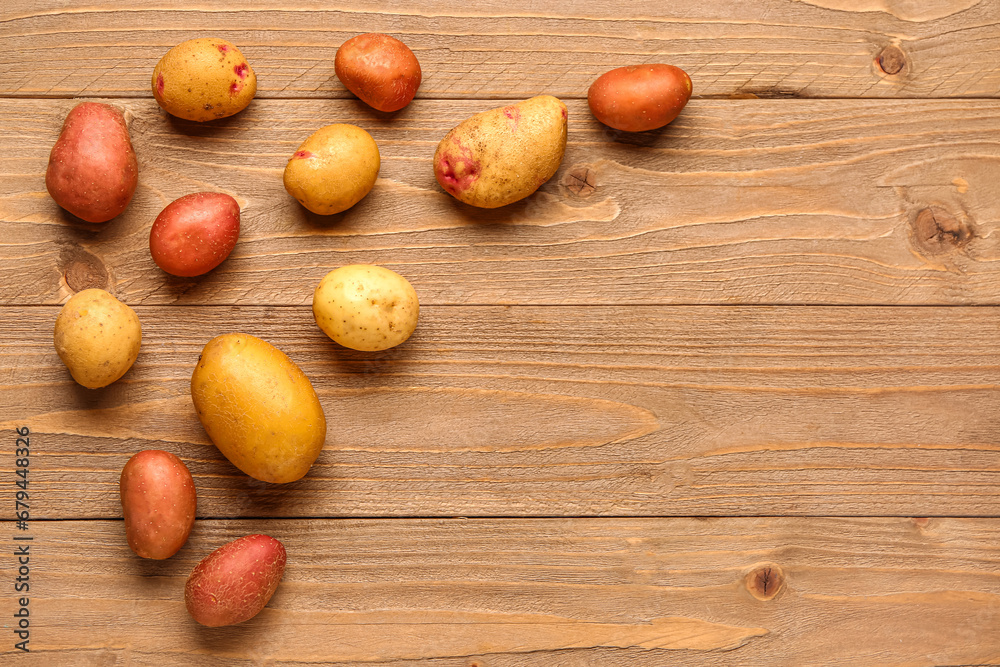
[149,192,240,277]
[283,124,380,215]
[335,33,422,112]
[152,38,257,122]
[588,64,692,132]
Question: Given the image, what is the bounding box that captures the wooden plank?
[4,97,1000,306]
[1,517,997,665]
[4,305,1000,518]
[3,0,1000,100]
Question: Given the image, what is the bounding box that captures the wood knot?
[62,247,110,292]
[911,206,973,256]
[876,45,907,75]
[745,562,785,601]
[562,166,597,197]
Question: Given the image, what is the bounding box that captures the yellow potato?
[190,334,326,483]
[283,124,380,215]
[433,95,567,208]
[313,265,419,351]
[54,289,141,389]
[152,38,257,122]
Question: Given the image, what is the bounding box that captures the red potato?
[149,192,240,277]
[588,64,693,132]
[119,450,197,560]
[185,534,287,627]
[45,102,139,222]
[335,33,422,112]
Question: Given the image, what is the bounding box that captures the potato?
[45,102,138,223]
[312,265,419,352]
[587,64,692,132]
[149,192,240,277]
[191,334,326,483]
[185,534,286,627]
[152,38,257,122]
[119,450,196,560]
[433,95,567,208]
[54,289,141,389]
[335,33,422,112]
[283,124,380,215]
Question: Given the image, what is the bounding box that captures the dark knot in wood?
[563,166,597,197]
[746,562,785,601]
[877,45,907,75]
[63,247,109,292]
[912,207,972,256]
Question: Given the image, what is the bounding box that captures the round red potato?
[149,192,240,277]
[119,450,197,560]
[588,64,692,132]
[335,33,422,112]
[45,102,139,223]
[185,534,287,627]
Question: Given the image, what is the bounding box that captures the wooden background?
[2,1,1000,664]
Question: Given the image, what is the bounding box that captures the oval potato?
[149,192,241,277]
[335,33,422,112]
[433,95,567,208]
[45,102,138,223]
[191,334,326,483]
[587,64,692,132]
[283,124,380,215]
[54,289,142,389]
[313,265,419,352]
[152,38,257,122]
[185,534,286,627]
[119,450,197,560]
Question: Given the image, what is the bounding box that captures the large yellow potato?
[433,95,567,208]
[190,334,326,483]
[313,265,419,351]
[283,124,380,215]
[152,38,257,122]
[54,289,141,389]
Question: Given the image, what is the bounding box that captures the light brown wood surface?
[4,0,1000,99]
[2,1,999,665]
[6,518,1000,666]
[5,97,1000,306]
[5,305,1000,518]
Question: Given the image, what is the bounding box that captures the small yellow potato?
[152,38,257,122]
[312,265,419,351]
[283,124,380,215]
[190,334,326,483]
[54,289,141,389]
[433,95,567,208]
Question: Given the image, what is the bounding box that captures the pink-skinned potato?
[149,192,240,277]
[588,64,692,132]
[45,102,138,222]
[185,534,286,627]
[335,32,422,112]
[119,450,197,559]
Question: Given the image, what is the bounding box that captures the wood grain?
[5,97,1000,306]
[1,517,997,665]
[3,0,1000,100]
[5,305,1000,518]
[4,2,1000,661]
